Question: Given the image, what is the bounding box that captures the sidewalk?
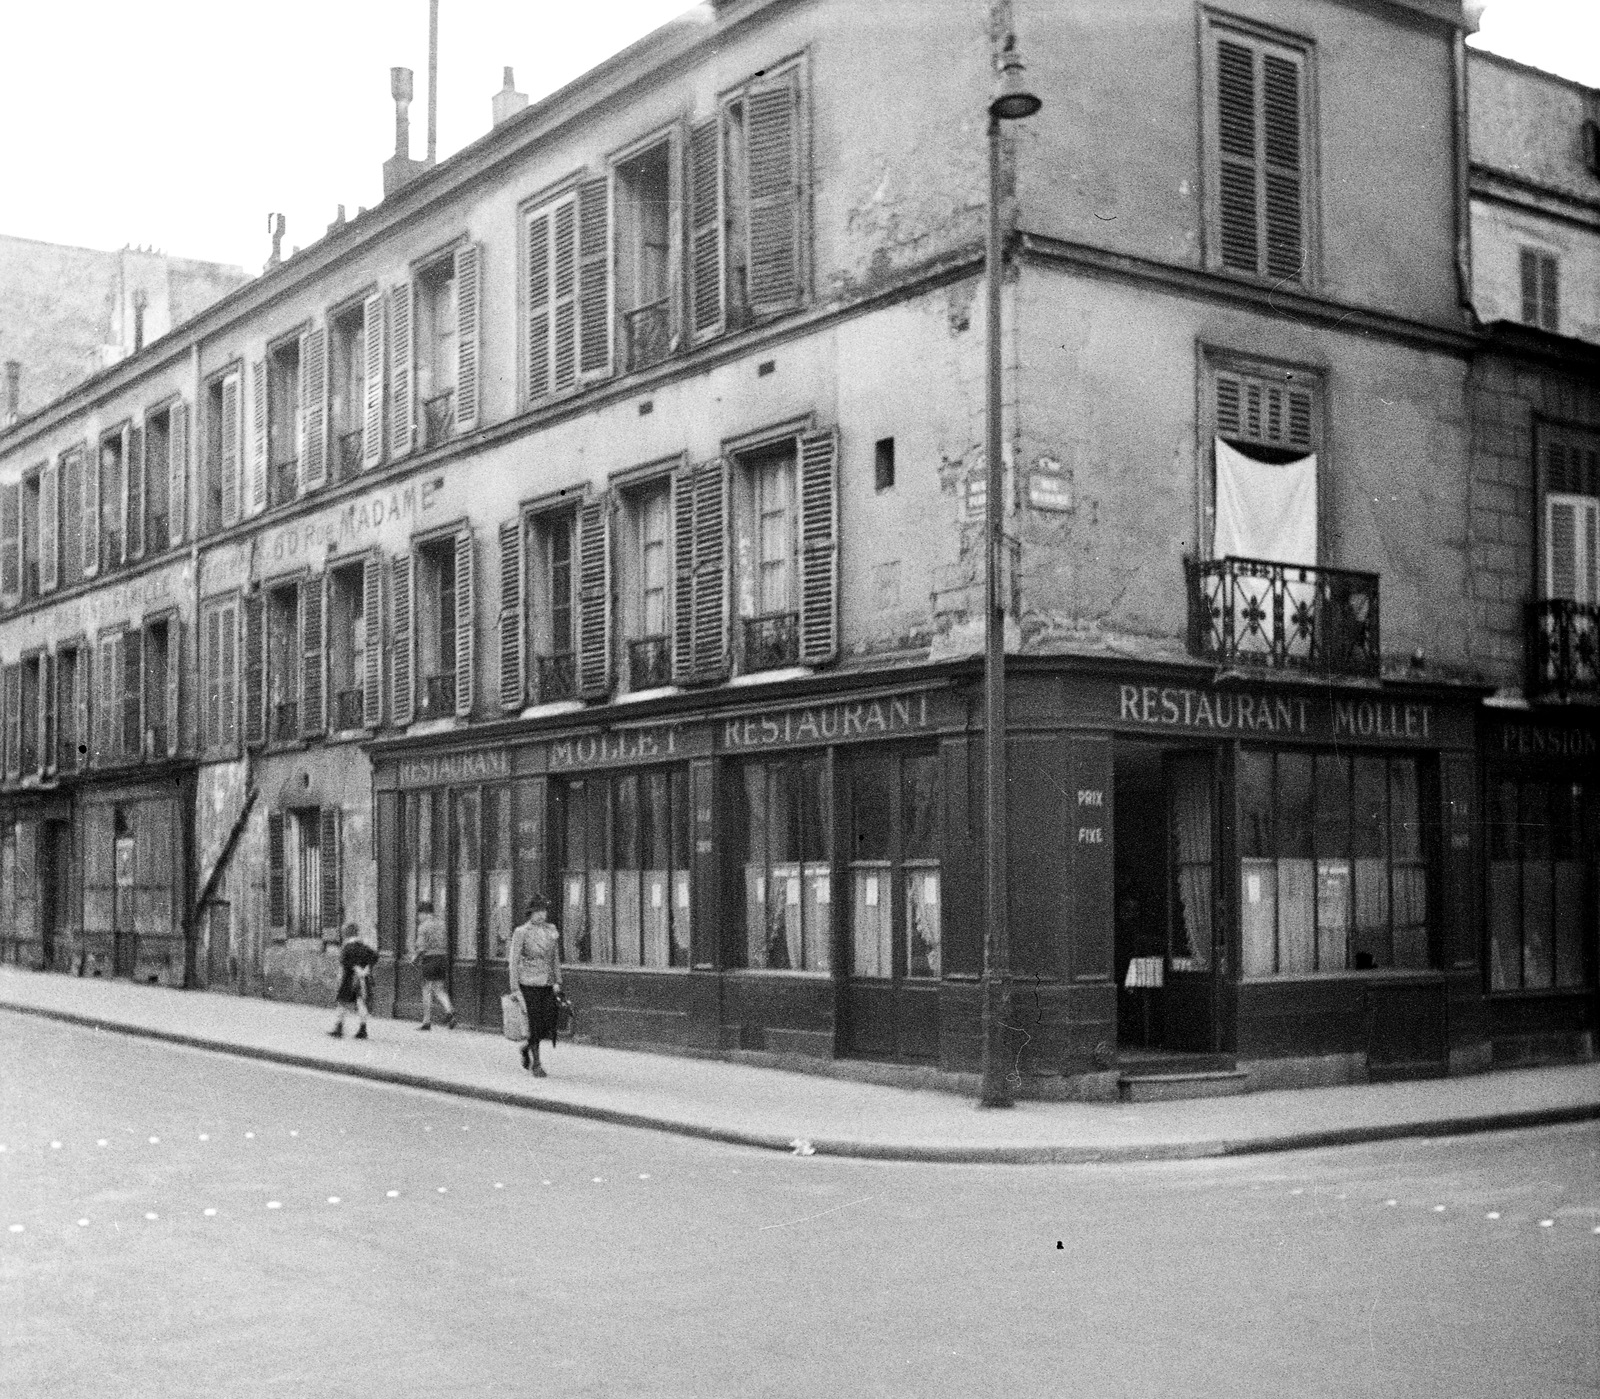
[2,966,1596,1164]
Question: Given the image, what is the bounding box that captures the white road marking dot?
[436,1187,448,1194]
[1289,1188,1303,1196]
[144,1213,158,1221]
[494,1183,504,1190]
[1539,1219,1554,1228]
[96,1139,106,1147]
[204,1209,217,1217]
[386,1191,399,1198]
[290,1131,299,1138]
[592,1177,603,1184]
[77,1219,89,1227]
[1486,1212,1501,1220]
[1433,1205,1446,1213]
[1385,1199,1398,1207]
[50,1141,62,1150]
[148,1137,160,1145]
[245,1132,255,1139]
[198,1134,209,1142]
[541,1180,551,1186]
[639,1174,651,1180]
[8,1224,23,1233]
[267,1202,282,1210]
[327,1197,341,1205]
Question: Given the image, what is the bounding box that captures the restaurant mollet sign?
[1117,684,1439,744]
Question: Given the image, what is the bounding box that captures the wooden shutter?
[319,806,342,936]
[454,243,482,433]
[552,200,579,392]
[577,178,612,377]
[82,439,101,578]
[92,635,117,765]
[527,210,553,399]
[122,627,143,759]
[40,651,54,777]
[798,429,839,666]
[1546,494,1599,605]
[1216,38,1259,274]
[301,572,326,737]
[744,74,802,313]
[166,621,181,758]
[498,517,525,711]
[2,663,19,780]
[577,496,612,699]
[167,402,188,548]
[126,423,146,562]
[249,359,267,514]
[363,554,383,727]
[1539,255,1559,332]
[391,553,415,726]
[1520,248,1540,327]
[454,528,475,719]
[1214,33,1304,281]
[0,481,19,606]
[301,326,328,491]
[1260,51,1304,281]
[203,608,221,750]
[389,282,415,460]
[672,468,696,681]
[267,811,287,934]
[74,643,90,771]
[673,458,729,684]
[39,460,59,594]
[242,592,265,747]
[361,292,385,469]
[687,117,724,338]
[220,372,242,526]
[1215,369,1315,454]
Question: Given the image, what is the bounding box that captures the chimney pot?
[384,66,427,196]
[492,65,529,127]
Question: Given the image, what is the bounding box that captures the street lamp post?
[979,36,1041,1111]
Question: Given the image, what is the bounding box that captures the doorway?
[39,821,72,971]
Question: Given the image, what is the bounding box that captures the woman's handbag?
[500,991,528,1042]
[554,990,575,1039]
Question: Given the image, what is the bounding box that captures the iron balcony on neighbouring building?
[1526,599,1600,701]
[1186,556,1380,678]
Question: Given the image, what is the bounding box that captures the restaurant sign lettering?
[549,726,684,770]
[397,748,510,788]
[1114,683,1450,746]
[721,691,938,751]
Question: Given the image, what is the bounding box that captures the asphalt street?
[1,1013,1596,1399]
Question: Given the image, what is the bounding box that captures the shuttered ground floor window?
[267,806,342,941]
[1489,777,1595,991]
[554,769,691,968]
[1239,750,1433,975]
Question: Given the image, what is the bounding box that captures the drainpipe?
[1451,22,1474,321]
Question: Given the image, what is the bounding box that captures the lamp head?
[990,34,1042,121]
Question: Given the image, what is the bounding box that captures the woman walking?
[507,897,562,1076]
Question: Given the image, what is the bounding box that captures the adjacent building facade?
[0,0,1593,1095]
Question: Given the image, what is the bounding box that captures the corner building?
[0,0,1592,1094]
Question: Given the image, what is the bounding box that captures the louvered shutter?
[167,402,188,548]
[362,554,382,727]
[1214,34,1304,282]
[1261,53,1304,281]
[1546,494,1599,605]
[1216,39,1259,274]
[126,423,145,562]
[577,496,612,699]
[687,117,724,338]
[361,292,385,469]
[242,593,265,747]
[391,553,415,726]
[166,621,181,758]
[527,210,552,399]
[552,200,579,392]
[123,628,143,759]
[1520,249,1540,326]
[390,282,415,460]
[0,482,19,606]
[220,602,238,749]
[203,608,221,750]
[1540,255,1559,332]
[301,326,328,491]
[220,372,242,526]
[249,359,267,514]
[577,179,612,377]
[690,459,729,683]
[267,812,287,934]
[82,440,100,578]
[1215,369,1315,454]
[2,663,19,780]
[454,528,475,719]
[92,635,116,765]
[798,429,839,666]
[40,651,55,777]
[40,460,59,594]
[744,74,802,313]
[319,806,342,936]
[454,243,482,433]
[74,644,90,771]
[672,468,696,681]
[498,518,525,711]
[301,572,326,737]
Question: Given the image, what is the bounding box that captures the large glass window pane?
[587,778,614,964]
[849,753,892,977]
[1239,751,1278,975]
[1521,780,1554,988]
[558,780,591,963]
[902,753,941,978]
[1552,782,1586,989]
[638,771,670,968]
[612,775,642,966]
[1487,779,1521,990]
[453,790,480,963]
[1238,750,1275,859]
[670,767,691,967]
[1390,761,1430,970]
[798,757,831,973]
[1275,753,1315,972]
[1315,754,1352,970]
[1350,757,1390,971]
[486,787,512,962]
[1169,754,1213,971]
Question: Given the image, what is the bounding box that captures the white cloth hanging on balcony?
[1213,439,1318,566]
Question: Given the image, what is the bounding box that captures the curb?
[5,999,1598,1165]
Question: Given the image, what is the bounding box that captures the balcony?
[422,391,455,450]
[337,429,364,482]
[1526,599,1600,702]
[628,636,672,690]
[623,300,671,373]
[1187,556,1379,679]
[535,652,578,703]
[742,612,799,672]
[334,688,364,732]
[269,455,298,508]
[271,701,299,743]
[421,672,456,720]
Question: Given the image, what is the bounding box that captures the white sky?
[0,0,1593,274]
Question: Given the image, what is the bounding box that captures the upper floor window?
[327,557,379,733]
[620,479,672,690]
[1520,248,1560,333]
[1203,17,1313,285]
[390,527,476,726]
[615,139,674,372]
[265,336,302,508]
[98,428,126,572]
[392,245,480,456]
[200,595,240,755]
[416,259,457,447]
[526,182,611,400]
[1209,359,1322,565]
[204,368,242,533]
[1540,424,1600,605]
[330,296,383,481]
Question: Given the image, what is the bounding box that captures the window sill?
[329,727,370,744]
[406,717,460,736]
[519,699,585,720]
[727,666,812,688]
[613,685,680,705]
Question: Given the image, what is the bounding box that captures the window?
[416,259,457,447]
[621,479,672,690]
[329,297,383,480]
[266,336,301,507]
[1540,425,1600,603]
[143,409,170,553]
[142,616,174,758]
[98,429,125,572]
[1,662,18,780]
[327,561,371,732]
[874,437,895,492]
[201,596,239,754]
[204,370,242,533]
[20,470,39,600]
[736,443,799,670]
[1204,17,1312,284]
[265,581,301,742]
[91,629,134,767]
[526,181,611,399]
[1520,248,1559,333]
[1489,778,1592,991]
[268,806,342,941]
[730,756,830,971]
[417,540,456,719]
[55,643,86,773]
[555,768,691,968]
[60,446,84,583]
[847,748,942,979]
[18,653,41,777]
[0,478,18,608]
[529,510,579,703]
[615,139,673,372]
[1239,750,1432,975]
[393,529,475,725]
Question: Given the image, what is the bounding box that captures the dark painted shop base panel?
[1490,992,1597,1067]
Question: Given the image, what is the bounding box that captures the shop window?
[847,748,942,979]
[615,139,672,372]
[729,755,830,972]
[1489,779,1591,991]
[1520,248,1559,333]
[204,369,242,533]
[1239,750,1432,975]
[327,562,368,733]
[265,336,302,508]
[1170,752,1215,971]
[557,769,690,968]
[621,479,672,690]
[268,807,341,941]
[201,596,239,755]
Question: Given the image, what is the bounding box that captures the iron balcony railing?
[269,455,298,508]
[271,701,299,743]
[536,652,578,703]
[1187,556,1380,678]
[623,300,671,373]
[743,611,800,672]
[628,636,672,690]
[422,391,455,449]
[421,673,456,720]
[337,429,364,481]
[1526,599,1600,702]
[334,688,365,732]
